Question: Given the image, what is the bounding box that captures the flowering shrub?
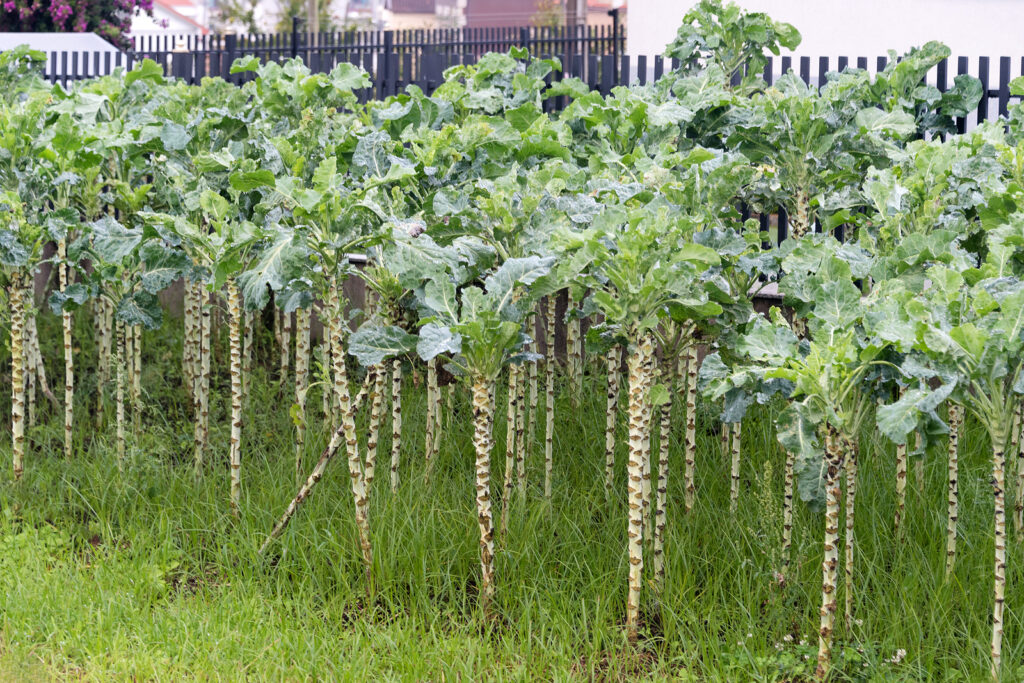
[0,0,155,50]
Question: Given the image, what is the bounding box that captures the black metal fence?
[23,24,1024,128]
[132,22,625,62]
[40,21,625,93]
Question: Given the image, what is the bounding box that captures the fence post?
[172,42,191,83]
[608,8,620,81]
[224,33,237,81]
[520,27,529,53]
[291,16,302,59]
[382,30,394,98]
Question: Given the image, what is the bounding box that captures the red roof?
[155,0,210,33]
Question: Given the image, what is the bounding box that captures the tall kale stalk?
[604,346,621,495]
[544,296,557,498]
[9,276,26,479]
[227,280,243,515]
[946,402,962,572]
[390,359,402,491]
[293,306,311,483]
[58,240,74,459]
[624,330,655,640]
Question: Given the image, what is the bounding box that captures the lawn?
[0,317,1019,681]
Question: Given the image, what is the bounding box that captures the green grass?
[0,312,1023,680]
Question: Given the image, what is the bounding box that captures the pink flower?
[2,1,15,12]
[49,0,74,29]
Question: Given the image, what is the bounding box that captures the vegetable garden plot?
[3,1,1024,680]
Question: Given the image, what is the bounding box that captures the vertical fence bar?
[382,31,394,98]
[387,48,399,97]
[955,57,969,133]
[998,56,1011,118]
[934,57,949,140]
[402,53,412,92]
[224,34,237,81]
[361,51,374,103]
[978,56,990,123]
[600,54,613,94]
[172,50,190,82]
[610,8,620,80]
[730,67,741,88]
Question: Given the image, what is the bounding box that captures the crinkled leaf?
[230,170,276,192]
[423,276,458,322]
[813,279,862,333]
[199,190,230,222]
[876,387,930,443]
[855,107,916,137]
[125,59,165,86]
[722,387,753,422]
[348,325,418,366]
[236,229,305,310]
[776,402,825,512]
[230,56,261,74]
[139,242,190,294]
[352,131,391,177]
[0,230,29,267]
[91,215,141,264]
[48,282,90,314]
[159,122,189,151]
[736,318,798,363]
[417,322,462,361]
[329,62,371,91]
[484,256,555,315]
[117,290,163,329]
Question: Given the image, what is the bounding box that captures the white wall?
[0,33,121,52]
[132,10,204,36]
[628,0,1024,61]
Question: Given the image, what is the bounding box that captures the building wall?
[389,0,437,11]
[385,11,439,29]
[463,0,547,28]
[132,9,204,35]
[435,0,466,27]
[432,0,623,30]
[628,0,1024,59]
